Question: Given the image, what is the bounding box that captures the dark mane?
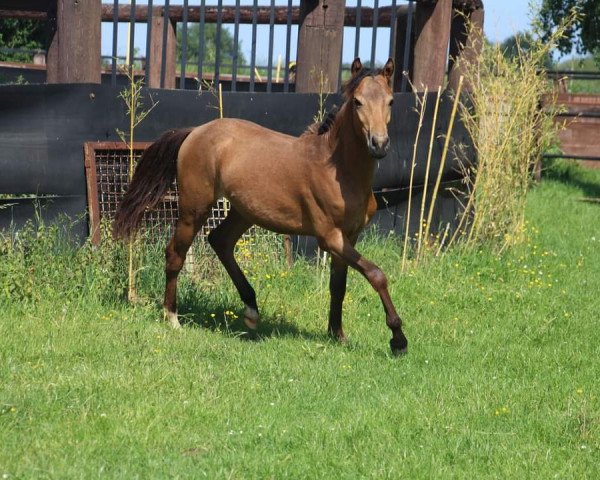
[302,106,340,136]
[302,67,383,137]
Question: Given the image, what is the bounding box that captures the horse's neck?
[331,105,376,187]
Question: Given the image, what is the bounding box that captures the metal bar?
[388,0,397,58]
[283,0,292,92]
[543,154,600,161]
[249,0,258,92]
[400,0,414,92]
[231,0,241,91]
[160,0,170,89]
[354,0,361,60]
[128,0,136,68]
[180,0,188,90]
[555,112,600,118]
[215,0,223,87]
[546,70,600,78]
[111,0,118,86]
[266,0,275,92]
[338,35,344,90]
[370,0,379,68]
[145,0,153,84]
[198,0,206,84]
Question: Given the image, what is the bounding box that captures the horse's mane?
[302,66,384,138]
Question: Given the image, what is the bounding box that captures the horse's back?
[177,118,320,233]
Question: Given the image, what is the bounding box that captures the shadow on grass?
[175,290,331,344]
[542,159,600,200]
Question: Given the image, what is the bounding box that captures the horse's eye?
[353,98,363,108]
[388,99,394,107]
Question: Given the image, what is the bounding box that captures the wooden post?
[46,0,101,84]
[296,0,346,93]
[148,10,176,89]
[412,0,452,92]
[448,5,484,91]
[392,5,413,92]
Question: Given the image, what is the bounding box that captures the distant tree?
[500,32,554,69]
[176,24,246,70]
[0,19,45,62]
[538,0,600,57]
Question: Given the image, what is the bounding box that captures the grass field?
[1,164,599,478]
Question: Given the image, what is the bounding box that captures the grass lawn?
[1,166,599,478]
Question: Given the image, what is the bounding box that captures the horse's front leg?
[328,255,349,342]
[321,229,408,355]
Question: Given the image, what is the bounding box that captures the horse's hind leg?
[207,207,259,330]
[164,208,208,328]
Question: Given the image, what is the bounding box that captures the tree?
[538,0,600,57]
[0,19,45,62]
[176,23,246,71]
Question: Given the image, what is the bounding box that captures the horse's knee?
[367,268,387,292]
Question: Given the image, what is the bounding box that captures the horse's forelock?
[342,67,384,98]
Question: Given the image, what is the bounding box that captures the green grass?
[1,166,599,478]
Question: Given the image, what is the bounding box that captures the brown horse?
[113,58,408,354]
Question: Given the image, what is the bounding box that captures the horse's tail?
[113,128,193,239]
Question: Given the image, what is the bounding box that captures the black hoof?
[390,337,408,356]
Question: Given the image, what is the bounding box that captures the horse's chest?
[336,193,375,234]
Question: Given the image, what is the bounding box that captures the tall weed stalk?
[116,66,157,301]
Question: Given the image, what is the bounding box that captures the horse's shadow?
[175,290,330,344]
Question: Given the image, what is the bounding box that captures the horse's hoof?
[390,338,408,356]
[244,316,258,330]
[165,310,182,329]
[244,305,260,330]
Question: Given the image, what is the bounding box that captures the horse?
[113,57,408,355]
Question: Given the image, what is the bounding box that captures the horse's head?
[347,57,394,159]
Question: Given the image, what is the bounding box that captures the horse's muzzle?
[368,134,390,159]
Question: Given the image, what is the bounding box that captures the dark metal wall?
[0,83,472,241]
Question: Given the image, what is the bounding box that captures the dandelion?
[576,388,583,395]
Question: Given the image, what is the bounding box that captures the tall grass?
[448,15,577,252]
[116,67,158,302]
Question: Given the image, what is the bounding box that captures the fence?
[1,0,485,93]
[543,70,600,167]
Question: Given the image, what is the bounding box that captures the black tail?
[113,128,193,239]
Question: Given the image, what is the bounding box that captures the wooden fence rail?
[0,0,484,94]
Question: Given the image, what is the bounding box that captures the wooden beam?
[0,5,406,27]
[412,0,453,92]
[46,0,101,84]
[148,11,176,89]
[97,5,399,27]
[296,0,346,93]
[448,5,484,91]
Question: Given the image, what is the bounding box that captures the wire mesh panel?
[83,142,231,244]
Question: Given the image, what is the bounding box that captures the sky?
[100,0,535,66]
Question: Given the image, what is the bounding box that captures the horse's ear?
[382,58,394,83]
[351,58,363,77]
